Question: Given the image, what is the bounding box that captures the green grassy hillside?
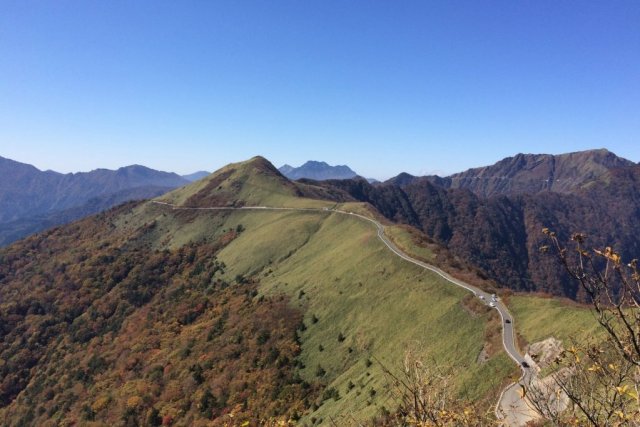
[132,204,516,422]
[509,295,602,345]
[373,214,604,355]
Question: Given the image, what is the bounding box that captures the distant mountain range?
[0,156,195,245]
[279,160,359,181]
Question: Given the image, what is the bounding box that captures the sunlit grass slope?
[509,295,603,345]
[223,211,513,422]
[369,211,604,354]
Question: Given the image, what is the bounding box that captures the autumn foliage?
[0,202,317,426]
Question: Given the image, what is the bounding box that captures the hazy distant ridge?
[279,160,358,181]
[0,156,189,245]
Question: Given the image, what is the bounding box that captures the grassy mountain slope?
[125,203,515,421]
[509,296,602,345]
[379,224,604,373]
[133,157,517,420]
[159,156,337,209]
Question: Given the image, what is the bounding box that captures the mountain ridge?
[424,148,635,197]
[0,156,190,245]
[0,185,175,246]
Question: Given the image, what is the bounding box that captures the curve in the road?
[151,201,530,423]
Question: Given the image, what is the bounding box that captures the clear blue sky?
[1,1,638,179]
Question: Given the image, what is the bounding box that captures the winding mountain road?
[151,201,534,425]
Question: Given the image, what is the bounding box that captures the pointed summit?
[159,156,299,207]
[244,156,288,176]
[384,172,417,186]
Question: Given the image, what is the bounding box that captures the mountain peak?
[160,156,296,207]
[301,160,330,167]
[385,172,417,186]
[279,160,358,181]
[0,155,44,176]
[243,155,282,173]
[115,164,155,175]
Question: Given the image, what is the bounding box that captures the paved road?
[151,201,533,424]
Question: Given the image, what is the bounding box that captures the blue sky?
[1,1,638,179]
